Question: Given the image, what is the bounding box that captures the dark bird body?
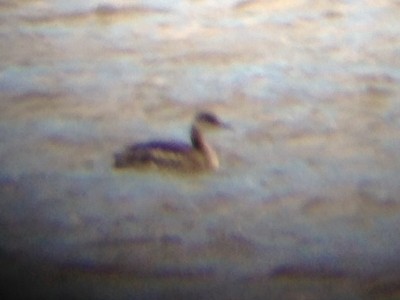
[114,112,229,172]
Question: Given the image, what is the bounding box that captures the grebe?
[114,111,230,172]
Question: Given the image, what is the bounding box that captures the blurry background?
[1,0,400,299]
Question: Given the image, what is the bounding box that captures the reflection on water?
[1,0,400,298]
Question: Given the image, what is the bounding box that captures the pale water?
[1,0,400,299]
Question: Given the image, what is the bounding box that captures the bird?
[113,111,230,172]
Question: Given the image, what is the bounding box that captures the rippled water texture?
[1,0,400,299]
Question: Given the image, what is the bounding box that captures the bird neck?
[190,125,219,170]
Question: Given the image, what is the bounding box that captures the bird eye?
[197,112,219,124]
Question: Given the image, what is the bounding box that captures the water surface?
[1,0,400,299]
